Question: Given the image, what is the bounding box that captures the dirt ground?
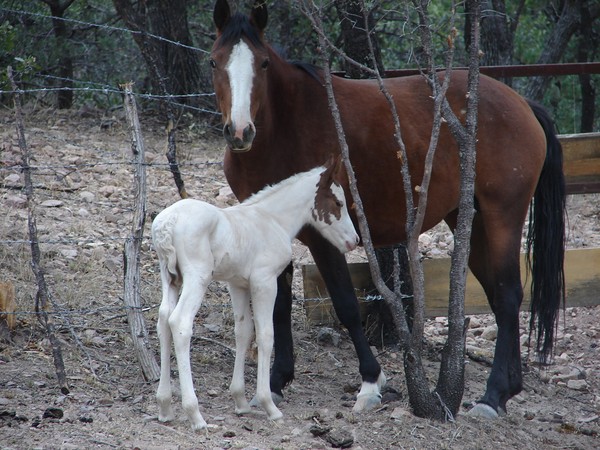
[1,108,599,450]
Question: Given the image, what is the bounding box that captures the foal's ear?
[214,0,231,32]
[322,154,342,186]
[250,0,268,32]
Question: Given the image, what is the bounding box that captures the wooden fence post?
[122,83,160,382]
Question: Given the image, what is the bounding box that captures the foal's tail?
[152,212,180,283]
[525,100,566,362]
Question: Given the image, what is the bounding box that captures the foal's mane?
[240,166,324,207]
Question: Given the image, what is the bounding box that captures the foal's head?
[312,155,359,253]
[211,0,270,152]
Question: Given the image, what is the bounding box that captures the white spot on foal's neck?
[226,41,254,133]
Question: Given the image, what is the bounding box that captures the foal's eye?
[209,59,217,69]
[335,200,343,208]
[261,58,270,69]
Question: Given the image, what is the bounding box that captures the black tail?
[525,100,566,362]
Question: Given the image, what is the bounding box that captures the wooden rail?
[303,133,600,324]
[561,132,600,194]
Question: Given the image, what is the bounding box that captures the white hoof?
[191,418,208,431]
[250,392,284,407]
[352,370,386,412]
[466,403,499,419]
[353,392,382,412]
[157,411,175,423]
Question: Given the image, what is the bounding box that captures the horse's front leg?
[170,274,209,430]
[228,284,253,415]
[307,232,385,412]
[251,276,284,422]
[156,275,178,423]
[269,262,295,403]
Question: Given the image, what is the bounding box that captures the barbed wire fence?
[0,8,247,389]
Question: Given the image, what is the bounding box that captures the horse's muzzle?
[224,123,255,152]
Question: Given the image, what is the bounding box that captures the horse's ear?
[214,0,231,32]
[250,0,268,32]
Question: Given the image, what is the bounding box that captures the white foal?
[152,155,359,430]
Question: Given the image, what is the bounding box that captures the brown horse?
[210,0,566,418]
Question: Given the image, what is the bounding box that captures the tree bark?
[524,0,581,102]
[41,0,76,109]
[333,0,384,78]
[113,0,203,105]
[577,1,597,132]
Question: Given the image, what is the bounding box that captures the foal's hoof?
[466,403,500,419]
[250,392,284,408]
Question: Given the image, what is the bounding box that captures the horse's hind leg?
[308,232,385,412]
[170,271,209,430]
[228,284,253,415]
[452,211,524,417]
[156,271,178,423]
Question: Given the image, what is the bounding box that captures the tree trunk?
[577,1,597,132]
[333,0,384,78]
[524,0,581,102]
[466,0,522,86]
[112,0,203,105]
[43,0,75,109]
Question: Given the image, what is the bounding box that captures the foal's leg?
[156,271,178,423]
[228,284,254,415]
[251,277,284,421]
[169,272,210,430]
[308,232,385,412]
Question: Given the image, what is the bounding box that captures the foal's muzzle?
[223,122,256,152]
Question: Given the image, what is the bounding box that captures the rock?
[41,199,63,207]
[566,379,587,391]
[325,428,354,448]
[480,325,498,341]
[80,191,95,203]
[4,173,20,184]
[317,327,341,347]
[390,407,411,420]
[5,195,27,208]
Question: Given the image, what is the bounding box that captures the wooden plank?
[303,248,600,325]
[560,133,600,194]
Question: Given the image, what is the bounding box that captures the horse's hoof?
[466,403,499,419]
[191,419,208,431]
[250,392,284,407]
[235,405,252,415]
[353,393,382,412]
[269,410,284,424]
[157,412,175,423]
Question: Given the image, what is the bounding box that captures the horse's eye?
[209,59,217,69]
[335,200,343,208]
[261,58,270,69]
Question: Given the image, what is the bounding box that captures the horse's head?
[313,155,359,253]
[211,0,270,152]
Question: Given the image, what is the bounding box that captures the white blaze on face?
[226,41,255,140]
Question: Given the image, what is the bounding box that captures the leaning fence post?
[8,66,69,394]
[121,83,160,382]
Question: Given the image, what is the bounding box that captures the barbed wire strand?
[0,8,210,55]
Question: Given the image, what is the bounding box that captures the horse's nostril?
[223,123,232,138]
